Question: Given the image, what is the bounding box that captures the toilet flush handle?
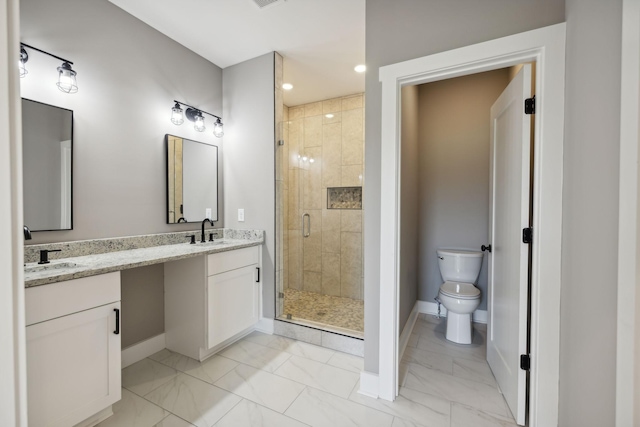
[481,244,492,253]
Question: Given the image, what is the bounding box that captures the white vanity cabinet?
[165,245,261,361]
[25,272,121,427]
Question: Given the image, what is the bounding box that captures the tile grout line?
[209,395,244,426]
[401,361,515,422]
[160,411,196,427]
[280,384,309,416]
[122,359,181,400]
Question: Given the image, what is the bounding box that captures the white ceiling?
[108,0,365,106]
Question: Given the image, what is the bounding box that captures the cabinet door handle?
[256,267,260,283]
[114,308,120,335]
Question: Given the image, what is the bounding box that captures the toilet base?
[445,312,473,344]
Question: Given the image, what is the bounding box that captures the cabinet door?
[207,265,259,348]
[27,302,121,427]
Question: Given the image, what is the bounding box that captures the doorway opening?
[374,23,566,427]
[398,63,535,425]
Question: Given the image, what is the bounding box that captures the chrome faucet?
[23,225,32,240]
[201,218,215,243]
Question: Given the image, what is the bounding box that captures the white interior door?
[487,64,532,425]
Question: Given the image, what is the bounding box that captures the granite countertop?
[24,237,263,288]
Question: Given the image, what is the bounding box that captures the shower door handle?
[303,213,311,237]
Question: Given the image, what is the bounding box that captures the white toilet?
[437,248,483,344]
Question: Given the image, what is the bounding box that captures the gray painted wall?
[121,265,164,349]
[417,69,511,311]
[364,0,565,373]
[399,85,419,330]
[20,0,224,348]
[560,0,621,425]
[222,53,276,319]
[20,0,224,245]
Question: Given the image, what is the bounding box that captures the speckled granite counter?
[24,229,263,288]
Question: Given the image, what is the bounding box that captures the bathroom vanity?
[25,272,121,427]
[23,230,263,427]
[164,245,261,361]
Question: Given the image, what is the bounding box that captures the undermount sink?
[25,262,81,274]
[201,239,229,245]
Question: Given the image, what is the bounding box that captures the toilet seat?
[439,281,480,299]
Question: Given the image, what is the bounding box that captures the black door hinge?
[525,96,535,115]
[520,354,531,371]
[522,227,533,244]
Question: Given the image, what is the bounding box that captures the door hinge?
[520,354,531,371]
[525,96,535,115]
[278,292,284,298]
[522,227,533,244]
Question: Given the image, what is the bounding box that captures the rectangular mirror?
[166,134,218,224]
[22,98,73,232]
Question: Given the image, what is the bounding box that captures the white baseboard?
[418,301,488,324]
[399,301,420,361]
[255,317,275,334]
[358,371,379,398]
[122,333,166,368]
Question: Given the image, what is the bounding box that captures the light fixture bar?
[173,100,221,121]
[20,42,73,65]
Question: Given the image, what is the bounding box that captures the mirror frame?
[22,98,74,232]
[165,134,219,224]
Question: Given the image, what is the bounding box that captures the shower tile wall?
[283,94,365,300]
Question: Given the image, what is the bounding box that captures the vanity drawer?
[207,246,259,276]
[26,272,121,326]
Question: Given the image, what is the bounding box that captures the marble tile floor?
[282,288,364,335]
[98,315,516,427]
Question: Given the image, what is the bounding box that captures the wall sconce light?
[170,100,224,138]
[171,102,184,125]
[193,111,206,132]
[56,62,78,94]
[19,43,78,94]
[213,118,224,137]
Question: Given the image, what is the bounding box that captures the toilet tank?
[437,249,484,283]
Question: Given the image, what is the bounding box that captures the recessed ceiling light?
[282,83,293,90]
[325,114,334,118]
[354,64,366,73]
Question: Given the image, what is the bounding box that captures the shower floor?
[281,288,364,337]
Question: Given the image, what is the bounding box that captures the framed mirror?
[22,98,73,232]
[166,134,218,224]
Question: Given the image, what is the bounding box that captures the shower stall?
[275,94,365,338]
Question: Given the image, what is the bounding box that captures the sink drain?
[316,311,327,316]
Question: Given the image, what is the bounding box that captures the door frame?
[0,0,28,425]
[616,0,640,424]
[376,23,565,427]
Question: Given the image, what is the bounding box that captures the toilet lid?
[440,281,480,299]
